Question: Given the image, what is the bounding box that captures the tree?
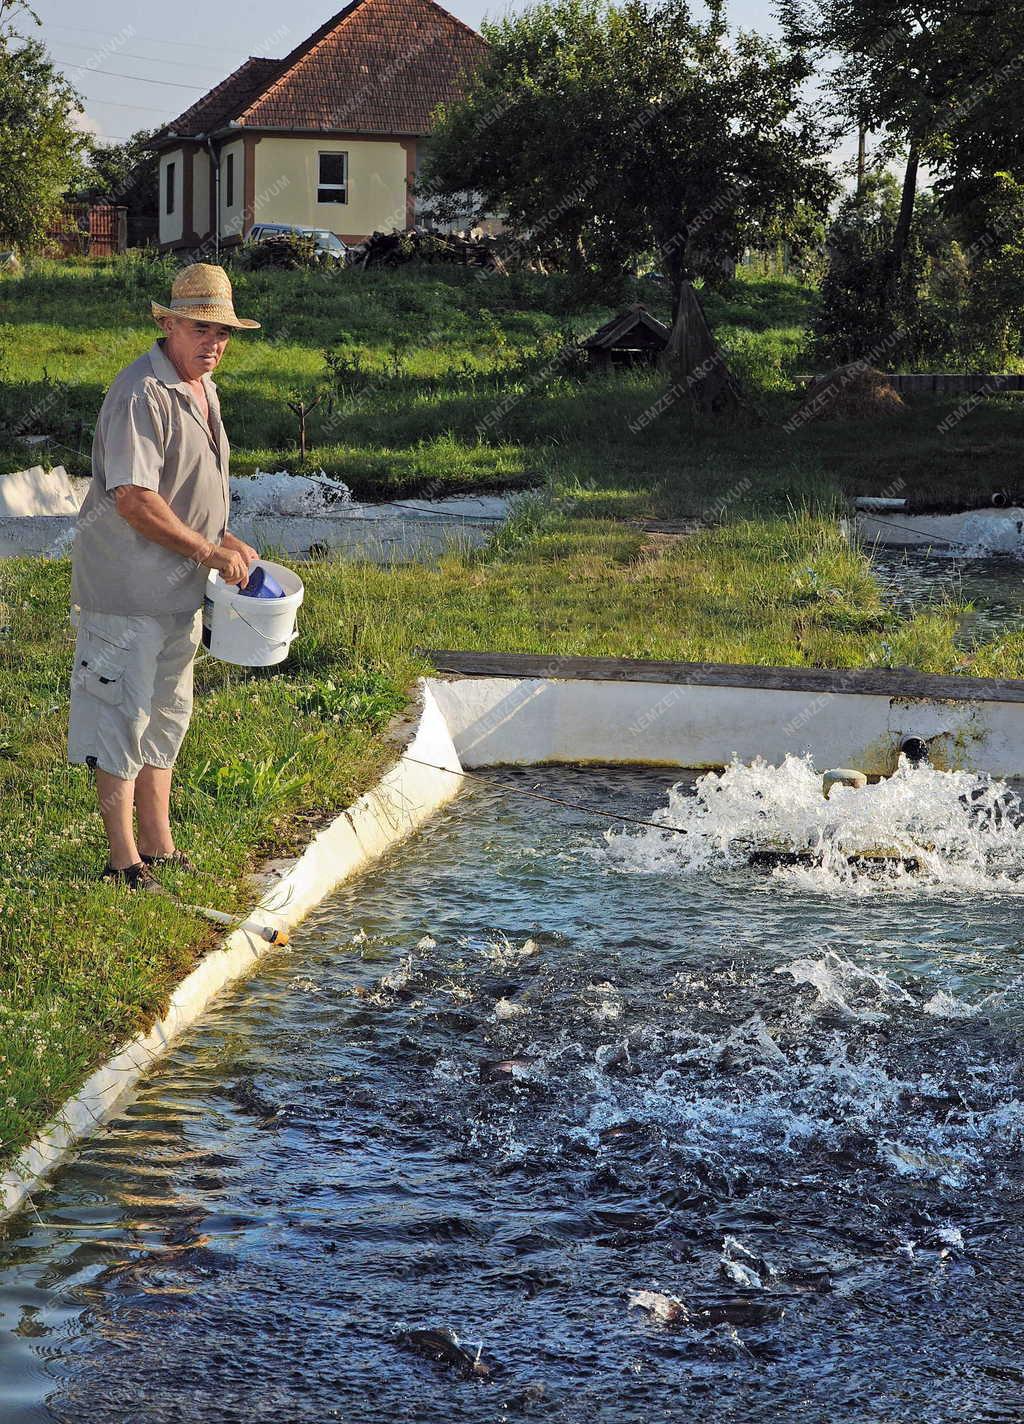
[422,0,834,414]
[0,1,88,251]
[814,171,907,365]
[918,8,1024,235]
[776,1,945,299]
[75,129,159,247]
[778,2,1024,287]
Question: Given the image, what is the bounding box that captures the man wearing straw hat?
[70,263,260,890]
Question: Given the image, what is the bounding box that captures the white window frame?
[317,151,348,205]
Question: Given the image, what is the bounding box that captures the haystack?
[796,365,905,422]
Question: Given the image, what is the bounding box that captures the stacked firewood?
[346,227,555,274]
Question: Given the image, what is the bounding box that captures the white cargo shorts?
[68,609,202,781]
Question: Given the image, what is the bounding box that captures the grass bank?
[3,256,1023,507]
[1,258,1021,1177]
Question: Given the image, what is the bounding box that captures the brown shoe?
[100,861,170,894]
[140,850,197,874]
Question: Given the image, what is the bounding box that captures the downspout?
[205,134,220,260]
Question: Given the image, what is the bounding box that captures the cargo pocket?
[75,642,128,706]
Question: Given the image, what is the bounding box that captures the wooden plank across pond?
[420,649,1024,706]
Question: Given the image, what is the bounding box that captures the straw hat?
[151,262,260,330]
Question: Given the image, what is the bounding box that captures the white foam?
[923,990,978,1019]
[954,511,1024,559]
[229,469,354,517]
[602,754,1024,896]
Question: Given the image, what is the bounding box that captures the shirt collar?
[148,339,217,393]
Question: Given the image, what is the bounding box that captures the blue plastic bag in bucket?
[203,559,304,667]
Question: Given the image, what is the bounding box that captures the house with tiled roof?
[150,0,487,251]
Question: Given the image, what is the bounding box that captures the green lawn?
[3,256,1022,506]
[1,256,1022,1177]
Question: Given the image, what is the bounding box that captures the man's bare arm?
[114,487,249,585]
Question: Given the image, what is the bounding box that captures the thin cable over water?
[401,755,689,835]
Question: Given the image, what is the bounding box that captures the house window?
[225,153,235,208]
[165,161,175,216]
[317,152,347,204]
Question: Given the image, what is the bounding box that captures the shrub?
[235,234,321,271]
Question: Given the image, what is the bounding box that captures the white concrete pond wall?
[847,506,1024,554]
[424,652,1024,779]
[0,466,519,562]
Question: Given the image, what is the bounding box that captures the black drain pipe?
[205,134,220,260]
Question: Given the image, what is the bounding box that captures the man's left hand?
[221,531,259,566]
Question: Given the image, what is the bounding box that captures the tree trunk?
[888,140,919,291]
[661,266,742,417]
[856,119,866,195]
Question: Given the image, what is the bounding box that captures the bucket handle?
[231,605,299,650]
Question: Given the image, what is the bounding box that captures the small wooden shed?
[582,303,671,371]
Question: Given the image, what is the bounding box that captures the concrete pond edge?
[0,682,463,1225]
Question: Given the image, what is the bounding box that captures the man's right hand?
[205,544,250,586]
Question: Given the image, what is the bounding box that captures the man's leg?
[135,764,175,859]
[69,611,155,872]
[136,610,202,860]
[95,768,140,870]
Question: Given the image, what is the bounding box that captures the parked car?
[245,224,349,264]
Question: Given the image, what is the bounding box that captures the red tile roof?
[158,0,487,141]
[161,57,285,139]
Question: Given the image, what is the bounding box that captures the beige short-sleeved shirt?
[71,340,230,615]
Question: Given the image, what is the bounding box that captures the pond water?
[872,547,1024,645]
[3,762,1024,1424]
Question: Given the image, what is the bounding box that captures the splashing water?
[953,510,1024,559]
[602,753,1024,895]
[229,468,354,516]
[4,768,1024,1424]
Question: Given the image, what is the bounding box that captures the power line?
[42,20,247,56]
[51,42,229,75]
[75,96,181,114]
[56,65,206,91]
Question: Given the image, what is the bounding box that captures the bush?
[234,234,322,271]
[815,173,1024,372]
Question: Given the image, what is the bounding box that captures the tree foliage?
[0,1,88,251]
[815,170,1024,371]
[422,0,833,413]
[779,2,1024,285]
[74,129,159,246]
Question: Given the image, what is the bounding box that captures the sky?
[30,0,784,145]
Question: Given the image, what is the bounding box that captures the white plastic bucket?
[202,559,304,667]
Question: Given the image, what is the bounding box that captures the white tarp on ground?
[0,465,89,517]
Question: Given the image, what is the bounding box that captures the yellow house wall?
[192,149,211,239]
[219,138,246,242]
[253,136,409,239]
[158,150,184,245]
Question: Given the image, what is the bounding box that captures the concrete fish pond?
[846,502,1024,556]
[0,465,519,561]
[4,761,1024,1422]
[5,657,1024,1422]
